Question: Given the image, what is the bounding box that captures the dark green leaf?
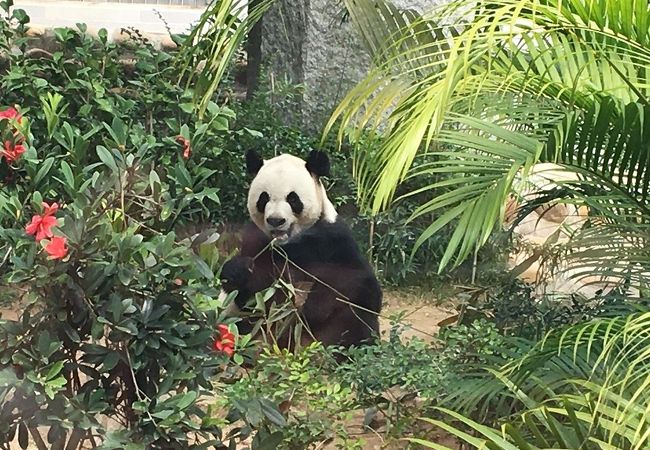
[259,399,287,427]
[18,422,28,449]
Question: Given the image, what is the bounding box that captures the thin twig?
[124,345,163,434]
[275,245,439,339]
[0,245,12,270]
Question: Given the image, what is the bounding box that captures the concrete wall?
[16,0,204,44]
[261,0,444,131]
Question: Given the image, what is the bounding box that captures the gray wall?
[261,0,443,131]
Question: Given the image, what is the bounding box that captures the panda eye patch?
[256,192,270,213]
[286,191,304,215]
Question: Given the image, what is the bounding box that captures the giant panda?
[219,150,382,349]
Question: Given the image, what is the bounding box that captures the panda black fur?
[220,150,382,349]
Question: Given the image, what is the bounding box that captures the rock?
[261,0,448,130]
[160,35,178,50]
[26,25,45,37]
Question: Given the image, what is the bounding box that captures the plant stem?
[28,427,48,450]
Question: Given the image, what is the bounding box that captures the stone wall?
[261,0,444,131]
[259,1,310,124]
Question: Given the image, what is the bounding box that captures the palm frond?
[512,98,650,285]
[422,311,650,449]
[402,114,541,268]
[544,98,650,207]
[328,0,650,270]
[176,0,273,117]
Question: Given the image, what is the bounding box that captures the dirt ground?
[1,289,460,449]
[0,305,18,321]
[379,289,457,343]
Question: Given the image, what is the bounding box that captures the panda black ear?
[305,150,330,178]
[245,150,264,175]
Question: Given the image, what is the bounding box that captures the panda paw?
[220,256,254,292]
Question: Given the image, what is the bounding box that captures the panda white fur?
[220,150,383,349]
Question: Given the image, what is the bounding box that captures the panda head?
[245,150,338,243]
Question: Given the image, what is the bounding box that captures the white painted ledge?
[15,0,206,37]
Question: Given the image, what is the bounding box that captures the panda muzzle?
[269,228,290,241]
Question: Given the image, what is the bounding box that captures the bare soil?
[379,289,457,343]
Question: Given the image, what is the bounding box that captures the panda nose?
[266,217,286,228]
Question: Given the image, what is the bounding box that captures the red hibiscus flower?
[25,215,57,241]
[175,135,191,160]
[42,202,59,216]
[25,202,60,241]
[213,324,236,357]
[44,236,68,260]
[1,141,25,163]
[0,107,22,123]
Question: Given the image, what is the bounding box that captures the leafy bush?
[416,310,650,449]
[330,322,519,441]
[334,326,448,405]
[0,99,240,448]
[0,7,265,448]
[0,6,254,227]
[217,343,362,449]
[438,319,516,367]
[457,279,646,340]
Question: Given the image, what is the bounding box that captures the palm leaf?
[328,0,650,270]
[176,0,273,117]
[421,311,650,448]
[403,114,541,267]
[544,98,650,207]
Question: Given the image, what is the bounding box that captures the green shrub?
[217,343,362,449]
[457,278,646,340]
[0,7,266,448]
[334,327,448,405]
[0,6,255,227]
[0,101,239,448]
[439,319,515,366]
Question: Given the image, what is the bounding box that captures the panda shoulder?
[308,218,358,248]
[320,218,354,237]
